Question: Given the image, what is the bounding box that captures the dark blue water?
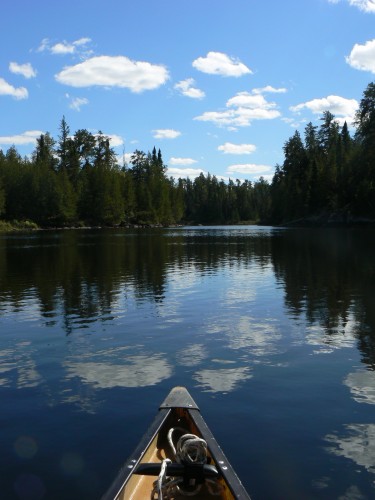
[0,227,374,499]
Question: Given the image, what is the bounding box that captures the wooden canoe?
[102,386,251,499]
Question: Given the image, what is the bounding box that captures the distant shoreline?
[1,215,375,233]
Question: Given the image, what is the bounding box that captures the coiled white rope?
[169,428,208,465]
[151,427,209,499]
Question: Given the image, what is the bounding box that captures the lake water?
[0,226,374,500]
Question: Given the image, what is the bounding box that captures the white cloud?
[195,110,240,127]
[67,96,89,111]
[252,85,287,94]
[218,142,256,154]
[169,157,197,165]
[192,51,252,77]
[0,77,28,100]
[73,37,91,46]
[195,90,281,128]
[9,62,37,79]
[55,55,169,92]
[349,0,375,13]
[119,152,133,165]
[227,164,271,175]
[37,38,50,52]
[259,174,274,183]
[52,42,76,55]
[290,95,358,125]
[152,129,181,139]
[282,116,307,128]
[166,167,205,179]
[0,130,43,145]
[174,78,205,99]
[105,134,124,147]
[227,92,276,109]
[327,0,375,12]
[346,38,375,73]
[37,37,92,55]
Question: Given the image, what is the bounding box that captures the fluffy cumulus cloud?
[327,0,375,12]
[290,95,358,125]
[169,157,197,165]
[346,38,375,73]
[252,85,287,95]
[9,62,37,79]
[0,130,43,145]
[0,77,28,100]
[121,152,133,165]
[195,90,280,128]
[350,0,375,12]
[218,142,256,154]
[192,51,252,77]
[227,92,275,109]
[55,55,169,93]
[167,167,205,179]
[227,164,271,175]
[96,134,124,147]
[152,129,181,139]
[174,78,205,99]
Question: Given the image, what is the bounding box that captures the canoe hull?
[102,387,250,499]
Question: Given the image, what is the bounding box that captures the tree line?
[271,81,375,224]
[0,81,374,228]
[0,118,270,227]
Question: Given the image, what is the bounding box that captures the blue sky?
[1,0,374,183]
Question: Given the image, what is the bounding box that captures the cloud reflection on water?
[325,424,375,475]
[227,316,281,356]
[64,354,172,389]
[176,344,208,367]
[305,317,358,355]
[0,343,43,389]
[344,370,375,405]
[193,366,252,393]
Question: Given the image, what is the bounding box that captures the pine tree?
[354,81,375,215]
[0,175,5,217]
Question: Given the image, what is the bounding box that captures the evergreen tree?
[33,133,58,171]
[282,130,308,219]
[0,173,5,217]
[304,122,322,213]
[57,116,70,172]
[1,146,33,221]
[253,177,271,221]
[354,81,375,215]
[74,129,96,169]
[55,168,77,225]
[318,111,340,209]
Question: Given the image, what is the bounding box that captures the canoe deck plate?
[159,386,199,410]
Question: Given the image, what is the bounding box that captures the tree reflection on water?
[0,227,374,367]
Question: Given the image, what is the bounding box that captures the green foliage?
[0,176,5,217]
[271,80,375,223]
[0,219,39,232]
[2,80,374,230]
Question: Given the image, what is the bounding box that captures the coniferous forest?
[0,81,374,229]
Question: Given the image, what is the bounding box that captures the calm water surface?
[0,226,374,499]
